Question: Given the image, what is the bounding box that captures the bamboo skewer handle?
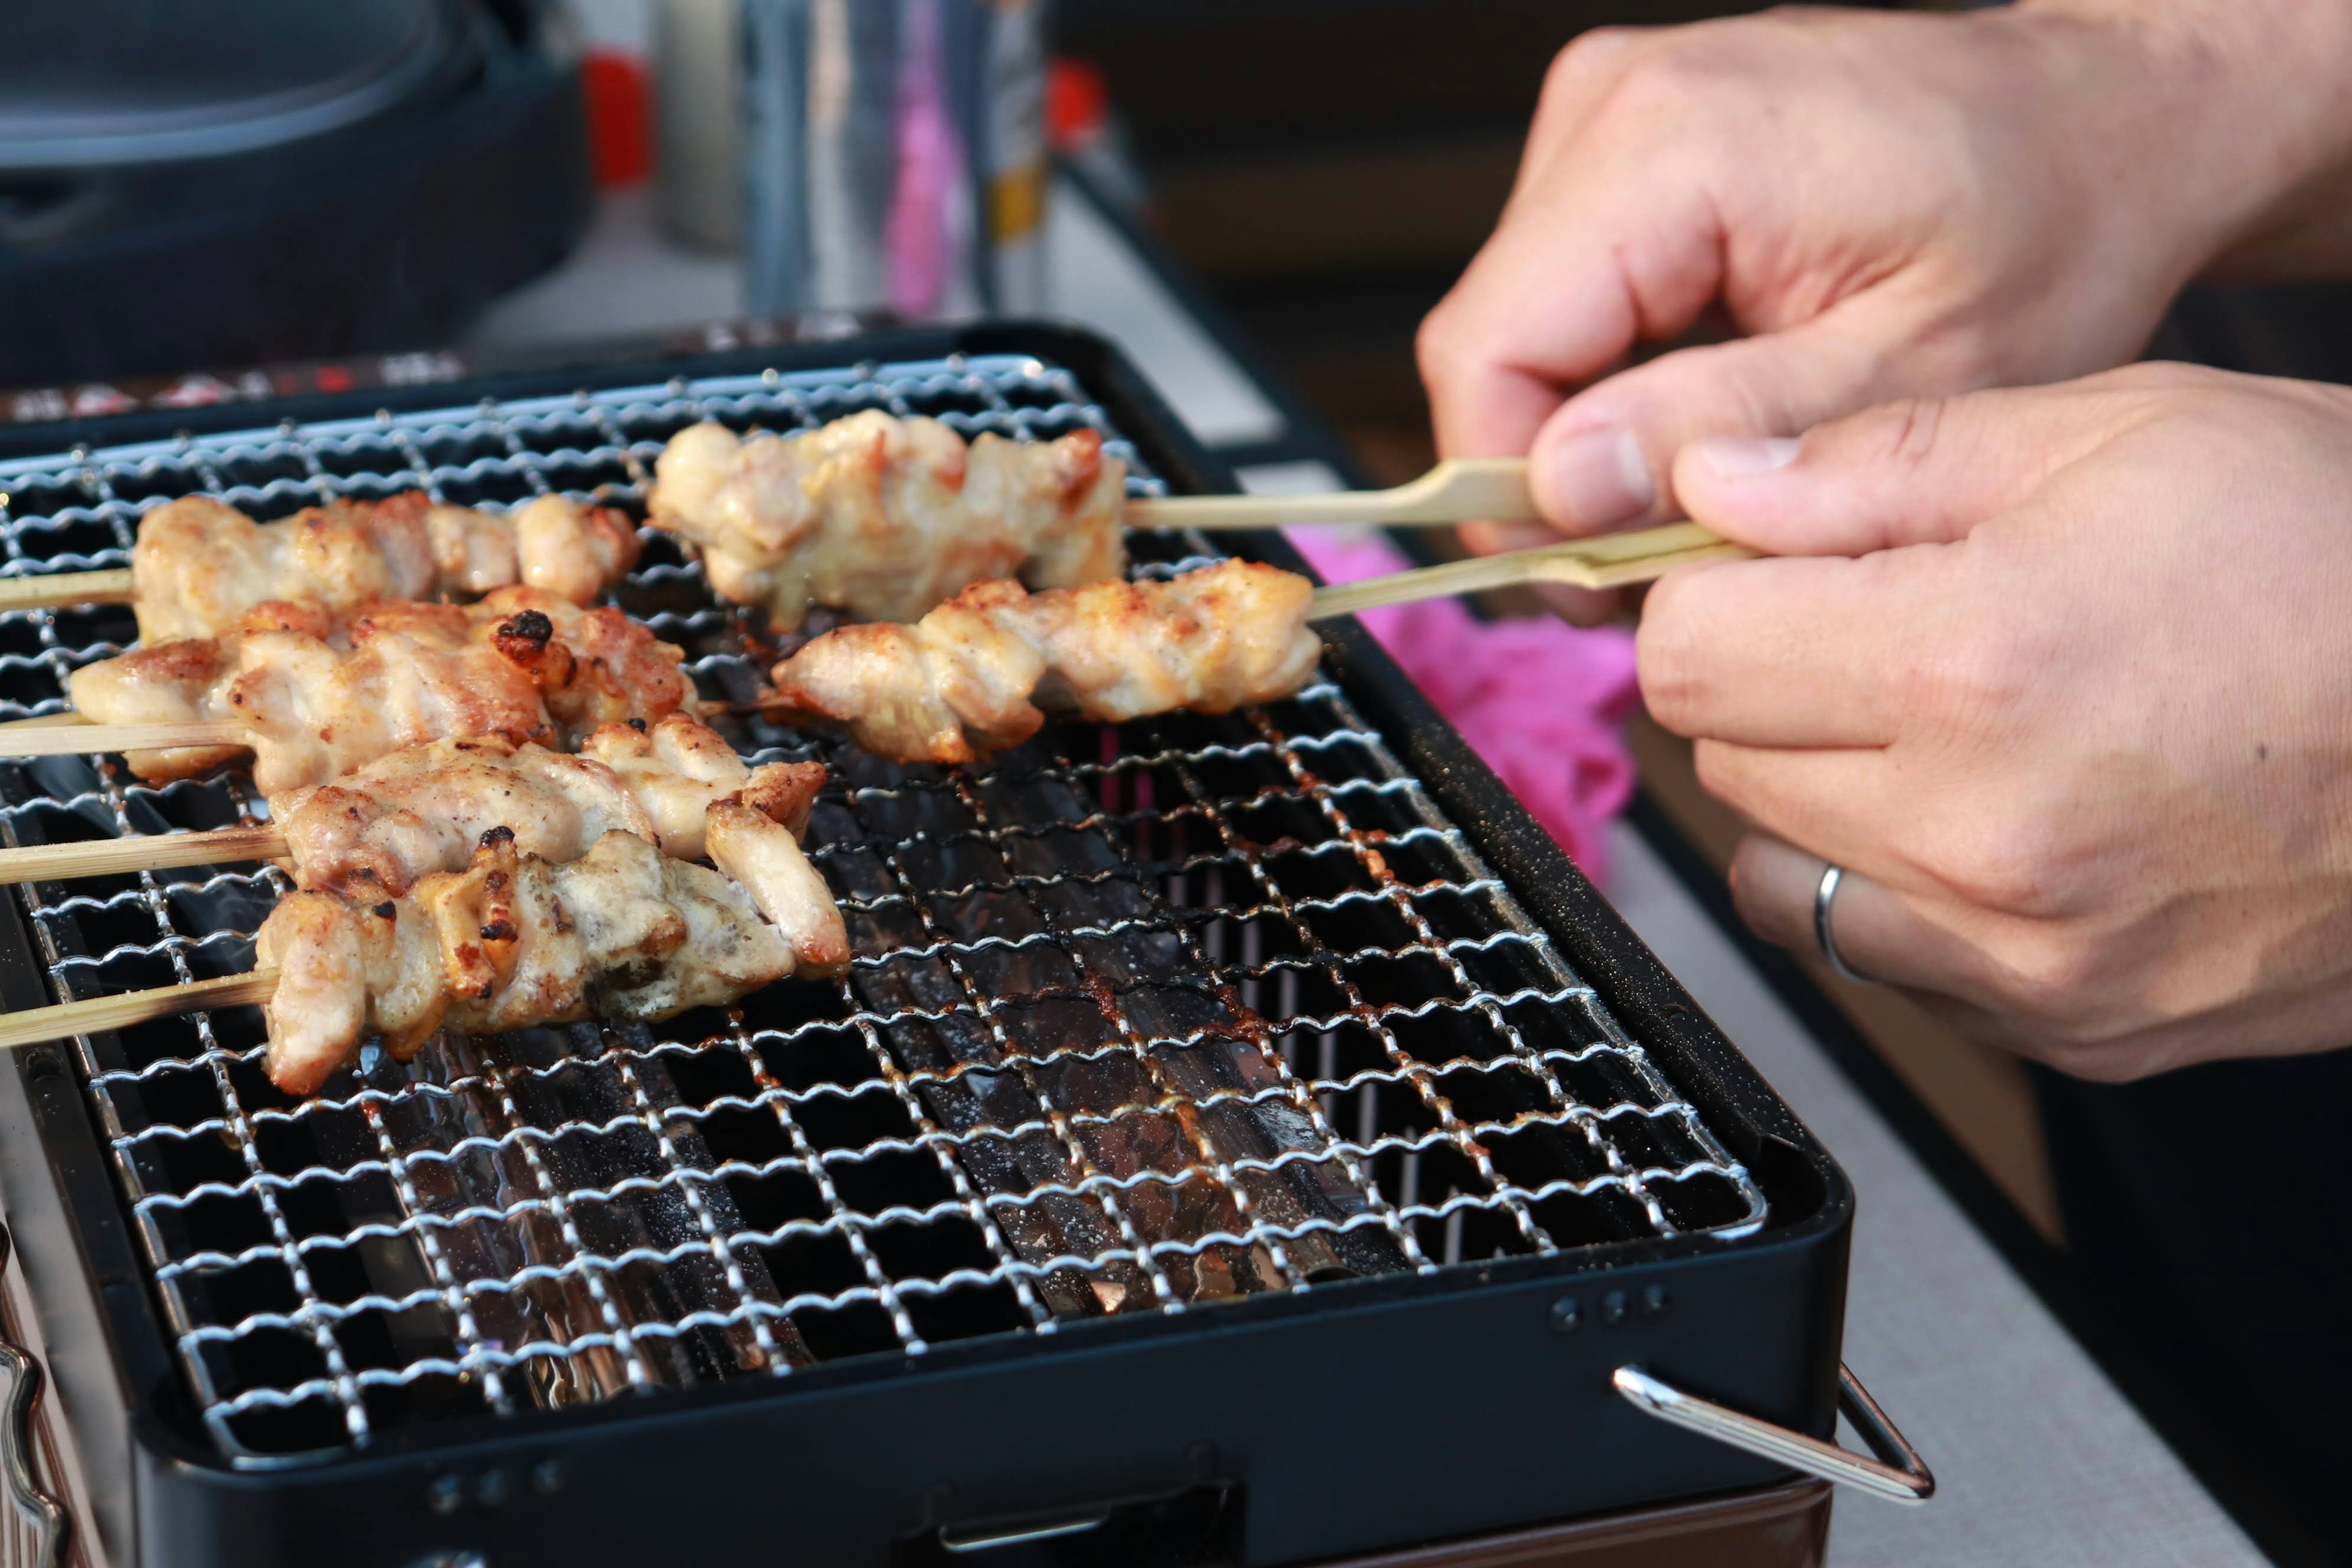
[1127,458,1537,532]
[0,824,288,887]
[0,568,138,615]
[0,968,279,1052]
[1308,522,1754,622]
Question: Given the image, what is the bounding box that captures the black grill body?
[0,324,1851,1568]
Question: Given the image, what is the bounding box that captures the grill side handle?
[0,1224,68,1567]
[1614,1363,1934,1504]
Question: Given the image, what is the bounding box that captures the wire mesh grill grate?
[0,353,1766,1462]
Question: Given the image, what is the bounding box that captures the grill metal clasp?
[938,1512,1110,1554]
[1613,1362,1935,1504]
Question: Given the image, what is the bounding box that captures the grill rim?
[0,322,1850,1506]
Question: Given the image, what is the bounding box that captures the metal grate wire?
[0,353,1766,1463]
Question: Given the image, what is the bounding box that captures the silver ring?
[1812,864,1876,986]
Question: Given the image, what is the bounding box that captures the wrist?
[2017,0,2352,281]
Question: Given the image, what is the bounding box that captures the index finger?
[1417,162,1721,468]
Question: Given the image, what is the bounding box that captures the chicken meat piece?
[255,826,848,1095]
[69,587,687,794]
[277,715,829,895]
[579,711,826,853]
[131,492,639,643]
[768,559,1321,764]
[646,411,1126,629]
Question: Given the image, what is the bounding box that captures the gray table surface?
[473,181,2268,1567]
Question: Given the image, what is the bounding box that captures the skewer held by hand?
[1305,522,1755,620]
[1125,457,1539,532]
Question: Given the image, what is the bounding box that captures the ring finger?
[1728,831,1993,994]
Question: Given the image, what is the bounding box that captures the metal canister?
[736,0,1048,320]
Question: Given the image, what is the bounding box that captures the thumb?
[1528,300,1912,532]
[1670,375,2142,557]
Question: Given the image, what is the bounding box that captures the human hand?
[1417,2,2352,620]
[1637,363,2352,1079]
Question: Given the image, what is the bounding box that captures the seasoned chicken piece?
[277,717,829,895]
[131,492,638,643]
[1035,562,1321,722]
[68,589,687,793]
[769,579,1049,764]
[254,827,845,1095]
[579,711,824,855]
[769,559,1320,764]
[646,412,1126,629]
[470,587,689,736]
[705,801,850,973]
[274,736,656,897]
[512,493,643,604]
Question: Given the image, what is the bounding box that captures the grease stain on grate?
[0,354,1764,1463]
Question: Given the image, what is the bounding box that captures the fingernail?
[1545,426,1654,529]
[1692,435,1801,480]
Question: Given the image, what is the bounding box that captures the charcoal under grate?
[0,353,1765,1464]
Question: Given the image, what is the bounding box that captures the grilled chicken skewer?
[0,756,849,1094]
[0,713,824,894]
[254,807,846,1094]
[767,557,1322,765]
[60,588,691,794]
[765,524,1758,766]
[647,411,1128,630]
[650,415,1739,635]
[0,492,641,639]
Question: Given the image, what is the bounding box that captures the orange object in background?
[581,50,652,187]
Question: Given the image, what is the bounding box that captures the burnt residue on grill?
[0,355,1766,1463]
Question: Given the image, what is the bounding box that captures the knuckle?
[1912,625,2030,738]
[1972,925,2135,1046]
[1909,817,2064,919]
[2029,1030,2153,1084]
[1542,27,1633,100]
[1413,306,1466,388]
[1985,940,2096,1023]
[1857,396,1954,472]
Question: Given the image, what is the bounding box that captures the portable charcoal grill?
[0,325,1923,1568]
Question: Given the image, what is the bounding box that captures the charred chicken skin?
[67,588,689,794]
[132,492,640,643]
[768,558,1321,764]
[646,410,1126,629]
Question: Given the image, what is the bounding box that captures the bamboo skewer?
[1308,521,1754,621]
[0,721,252,757]
[1126,456,1539,532]
[0,970,278,1052]
[0,699,742,760]
[0,824,287,886]
[0,568,138,616]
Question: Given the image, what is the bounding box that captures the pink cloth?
[1285,529,1639,887]
[886,0,959,318]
